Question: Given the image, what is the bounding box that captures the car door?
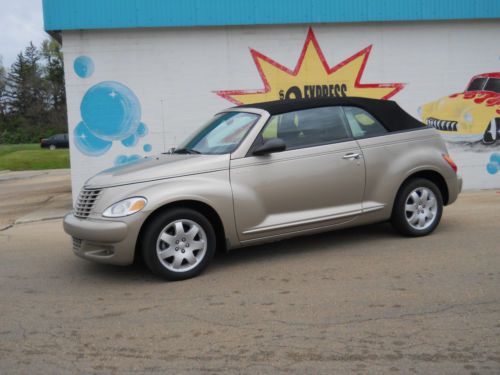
[342,106,404,214]
[230,106,365,243]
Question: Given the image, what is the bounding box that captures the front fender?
[89,170,239,249]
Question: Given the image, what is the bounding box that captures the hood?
[424,94,468,121]
[423,91,500,123]
[85,153,230,188]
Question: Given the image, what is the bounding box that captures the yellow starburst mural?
[216,28,404,105]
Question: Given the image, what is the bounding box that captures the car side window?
[259,106,351,151]
[343,106,387,139]
[484,78,500,94]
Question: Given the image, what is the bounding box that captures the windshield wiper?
[172,147,201,155]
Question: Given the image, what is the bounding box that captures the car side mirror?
[252,138,287,156]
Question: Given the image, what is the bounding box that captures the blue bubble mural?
[486,153,500,175]
[143,144,152,152]
[121,133,138,148]
[73,56,95,78]
[72,70,152,162]
[137,123,148,137]
[80,81,143,141]
[115,154,142,166]
[74,121,113,156]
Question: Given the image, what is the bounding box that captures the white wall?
[62,20,500,199]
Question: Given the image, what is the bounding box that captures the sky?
[0,0,48,69]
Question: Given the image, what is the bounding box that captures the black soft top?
[236,97,424,132]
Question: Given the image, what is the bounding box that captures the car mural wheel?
[49,144,56,150]
[141,208,216,280]
[482,118,499,145]
[391,178,443,237]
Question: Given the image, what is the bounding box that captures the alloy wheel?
[156,219,207,273]
[404,187,438,230]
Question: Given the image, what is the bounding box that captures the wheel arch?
[135,200,227,262]
[395,170,450,207]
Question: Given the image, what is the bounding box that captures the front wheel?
[391,178,443,237]
[141,208,216,281]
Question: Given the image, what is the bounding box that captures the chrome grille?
[74,188,102,218]
[72,237,83,251]
[427,118,458,132]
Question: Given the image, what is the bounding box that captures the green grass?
[0,144,70,171]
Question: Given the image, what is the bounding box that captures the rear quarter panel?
[356,127,454,220]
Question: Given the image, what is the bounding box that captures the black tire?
[391,178,443,237]
[141,208,216,281]
[481,118,499,145]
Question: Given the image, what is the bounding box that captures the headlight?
[102,197,147,218]
[463,112,473,123]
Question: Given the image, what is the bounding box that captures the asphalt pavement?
[0,169,71,230]
[0,172,499,374]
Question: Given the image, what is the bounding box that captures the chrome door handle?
[343,152,361,160]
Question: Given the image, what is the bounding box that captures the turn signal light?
[443,154,457,173]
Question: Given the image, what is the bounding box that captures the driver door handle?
[343,152,361,160]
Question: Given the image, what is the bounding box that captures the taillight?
[443,154,457,173]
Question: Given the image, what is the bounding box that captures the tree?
[0,39,68,144]
[0,56,6,117]
[41,39,67,128]
[5,43,47,119]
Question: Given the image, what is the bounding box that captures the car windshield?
[467,77,487,91]
[466,77,500,93]
[175,112,259,155]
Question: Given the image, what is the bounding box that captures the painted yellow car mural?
[419,72,500,145]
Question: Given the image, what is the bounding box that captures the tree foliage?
[0,39,67,144]
[0,56,7,117]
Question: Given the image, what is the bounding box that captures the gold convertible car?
[64,97,462,280]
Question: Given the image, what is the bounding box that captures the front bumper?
[63,213,144,265]
[425,117,486,143]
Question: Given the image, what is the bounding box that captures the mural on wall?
[419,72,500,178]
[72,56,152,165]
[487,153,500,175]
[214,28,499,185]
[420,72,500,145]
[216,28,405,105]
[73,56,95,79]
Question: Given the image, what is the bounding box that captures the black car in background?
[40,134,69,149]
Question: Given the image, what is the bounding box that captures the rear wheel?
[141,208,216,280]
[391,178,443,237]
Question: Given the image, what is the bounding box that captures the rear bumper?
[63,213,144,265]
[446,174,462,205]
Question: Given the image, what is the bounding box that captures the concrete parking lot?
[0,169,71,230]
[0,171,499,374]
